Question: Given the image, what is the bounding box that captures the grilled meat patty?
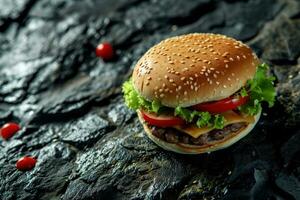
[150,123,247,146]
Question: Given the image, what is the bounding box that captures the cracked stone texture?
[0,0,300,199]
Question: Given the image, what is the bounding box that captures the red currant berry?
[16,156,37,171]
[0,122,20,140]
[95,42,114,60]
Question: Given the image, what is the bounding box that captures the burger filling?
[150,122,247,145]
[123,63,276,145]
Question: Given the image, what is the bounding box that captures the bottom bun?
[137,110,261,154]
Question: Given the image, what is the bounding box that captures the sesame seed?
[160,94,164,98]
[169,79,174,83]
[223,85,227,88]
[164,75,168,79]
[162,83,166,88]
[181,77,186,81]
[229,57,234,61]
[224,60,229,63]
[237,55,240,60]
[228,77,231,81]
[147,77,152,80]
[159,89,163,92]
[222,52,229,57]
[184,91,187,96]
[213,74,217,78]
[180,61,185,64]
[225,64,229,68]
[216,81,220,85]
[189,77,194,80]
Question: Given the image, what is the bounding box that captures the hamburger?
[122,33,275,154]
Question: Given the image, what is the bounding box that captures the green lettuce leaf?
[196,112,211,128]
[240,87,248,97]
[175,107,226,129]
[122,79,162,113]
[239,63,276,115]
[122,79,140,110]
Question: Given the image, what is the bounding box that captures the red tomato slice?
[141,110,185,127]
[193,95,249,113]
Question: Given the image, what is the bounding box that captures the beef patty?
[150,123,247,146]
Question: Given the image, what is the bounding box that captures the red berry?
[0,122,20,140]
[95,42,114,60]
[16,156,37,171]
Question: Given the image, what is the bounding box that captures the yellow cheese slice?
[174,111,255,138]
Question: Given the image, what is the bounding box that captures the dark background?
[1,0,300,199]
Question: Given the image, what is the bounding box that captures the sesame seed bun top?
[132,33,259,108]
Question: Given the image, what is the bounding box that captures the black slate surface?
[1,0,300,199]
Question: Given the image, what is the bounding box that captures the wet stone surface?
[0,0,300,199]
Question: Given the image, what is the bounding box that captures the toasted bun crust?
[132,33,259,107]
[138,110,261,154]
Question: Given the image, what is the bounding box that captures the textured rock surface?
[0,0,300,199]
